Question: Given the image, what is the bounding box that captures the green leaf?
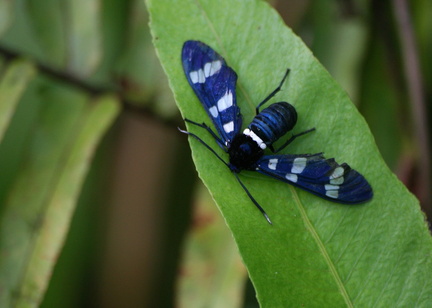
[147,0,432,306]
[0,59,35,143]
[26,0,66,67]
[0,0,12,36]
[0,80,120,307]
[66,0,102,75]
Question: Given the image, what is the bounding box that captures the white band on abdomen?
[243,128,267,149]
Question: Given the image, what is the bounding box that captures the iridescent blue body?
[228,102,297,173]
[248,102,297,146]
[180,40,373,223]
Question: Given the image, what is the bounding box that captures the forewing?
[182,40,242,146]
[257,154,373,204]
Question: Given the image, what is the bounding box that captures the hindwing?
[257,153,373,203]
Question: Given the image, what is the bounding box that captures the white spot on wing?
[204,62,212,77]
[268,159,278,170]
[209,106,218,118]
[325,184,340,191]
[223,121,234,133]
[326,190,339,199]
[325,184,339,199]
[204,60,222,77]
[210,60,222,75]
[329,167,344,185]
[189,69,206,84]
[330,177,344,185]
[197,69,205,83]
[330,167,344,179]
[291,157,307,174]
[189,71,198,84]
[217,91,233,112]
[285,173,298,183]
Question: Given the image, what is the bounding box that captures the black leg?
[178,127,229,167]
[255,68,291,114]
[179,126,273,225]
[273,127,316,153]
[184,118,226,150]
[233,173,272,225]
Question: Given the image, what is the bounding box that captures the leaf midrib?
[291,187,353,307]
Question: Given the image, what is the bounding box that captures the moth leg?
[273,127,316,153]
[184,118,227,150]
[255,68,291,114]
[178,127,229,167]
[233,173,272,225]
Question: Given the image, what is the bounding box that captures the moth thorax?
[228,134,264,172]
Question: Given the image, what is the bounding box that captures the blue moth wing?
[256,154,373,204]
[182,40,242,146]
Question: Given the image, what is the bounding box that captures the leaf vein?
[291,187,353,308]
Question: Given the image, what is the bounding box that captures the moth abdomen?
[248,102,297,146]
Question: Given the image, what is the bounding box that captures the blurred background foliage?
[0,0,430,307]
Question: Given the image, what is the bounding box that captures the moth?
[180,40,372,224]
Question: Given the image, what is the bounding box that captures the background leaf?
[0,59,35,142]
[147,0,432,306]
[0,76,120,306]
[0,0,12,36]
[177,184,247,308]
